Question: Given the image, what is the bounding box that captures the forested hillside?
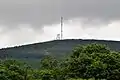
[0,43,120,80]
[0,39,120,59]
[0,39,120,66]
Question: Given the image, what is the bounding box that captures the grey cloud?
[0,0,120,29]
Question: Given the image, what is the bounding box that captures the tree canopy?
[0,43,120,80]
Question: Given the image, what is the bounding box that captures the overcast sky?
[0,0,120,48]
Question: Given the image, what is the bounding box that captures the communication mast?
[55,17,64,40]
[61,17,63,40]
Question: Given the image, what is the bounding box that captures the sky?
[0,0,120,48]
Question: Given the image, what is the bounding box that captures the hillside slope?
[0,39,120,60]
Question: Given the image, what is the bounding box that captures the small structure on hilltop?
[55,17,64,40]
[56,34,60,40]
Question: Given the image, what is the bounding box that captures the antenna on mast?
[61,17,63,40]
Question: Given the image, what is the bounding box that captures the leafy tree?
[0,43,120,80]
[35,55,61,80]
[40,55,58,69]
[66,43,120,80]
[71,43,110,58]
[0,59,33,80]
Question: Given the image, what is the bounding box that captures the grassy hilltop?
[0,39,120,66]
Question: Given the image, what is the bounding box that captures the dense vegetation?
[0,43,120,80]
[1,39,120,61]
[1,39,120,67]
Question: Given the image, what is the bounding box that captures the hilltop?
[0,39,120,59]
[0,39,120,66]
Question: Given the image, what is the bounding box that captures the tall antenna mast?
[61,17,63,40]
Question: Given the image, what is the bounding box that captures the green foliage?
[40,55,58,69]
[38,55,66,80]
[1,39,120,66]
[71,43,110,58]
[0,59,33,80]
[0,43,120,80]
[65,43,120,80]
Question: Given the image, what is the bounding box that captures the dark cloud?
[0,0,119,29]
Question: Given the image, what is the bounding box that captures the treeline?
[0,43,120,80]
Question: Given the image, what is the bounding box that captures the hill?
[0,39,120,67]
